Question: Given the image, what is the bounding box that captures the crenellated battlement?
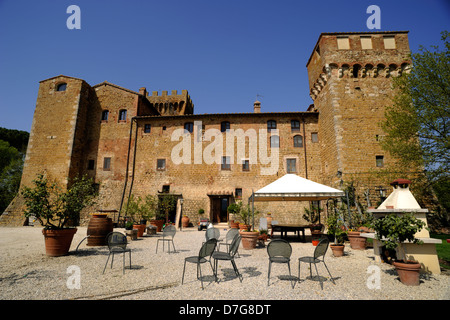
[145,88,194,115]
[309,61,411,100]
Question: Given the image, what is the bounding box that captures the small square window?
[270,135,279,148]
[103,157,111,171]
[119,110,127,122]
[184,122,194,133]
[242,159,250,171]
[221,121,230,132]
[221,156,231,170]
[235,188,242,199]
[87,160,95,170]
[162,185,170,193]
[311,132,319,143]
[101,110,109,121]
[291,120,300,132]
[144,124,151,133]
[286,159,297,173]
[56,83,67,91]
[267,120,277,132]
[376,155,384,167]
[157,159,166,170]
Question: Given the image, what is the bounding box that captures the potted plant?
[124,220,138,240]
[327,211,347,257]
[21,173,97,257]
[370,213,427,286]
[303,204,323,243]
[227,202,241,228]
[258,229,269,242]
[235,202,259,249]
[158,194,177,224]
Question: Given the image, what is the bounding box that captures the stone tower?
[20,75,93,189]
[306,31,411,190]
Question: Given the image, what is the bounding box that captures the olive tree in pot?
[21,173,97,257]
[123,194,157,237]
[326,210,347,257]
[236,202,258,249]
[370,213,427,286]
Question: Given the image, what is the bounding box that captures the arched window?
[118,109,127,122]
[184,122,194,133]
[56,83,67,91]
[293,135,303,148]
[267,120,277,132]
[101,110,109,121]
[270,135,279,148]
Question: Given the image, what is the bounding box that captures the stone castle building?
[2,31,413,226]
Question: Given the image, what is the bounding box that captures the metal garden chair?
[205,227,220,241]
[218,228,240,256]
[103,232,132,274]
[156,224,176,253]
[267,239,295,288]
[212,234,242,283]
[298,237,336,290]
[182,238,218,289]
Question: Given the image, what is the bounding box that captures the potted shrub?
[235,202,258,249]
[21,173,97,257]
[227,202,241,228]
[125,220,138,240]
[124,194,156,237]
[258,229,269,242]
[158,194,177,224]
[370,213,427,286]
[327,211,347,257]
[303,204,323,243]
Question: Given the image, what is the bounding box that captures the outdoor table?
[271,224,308,242]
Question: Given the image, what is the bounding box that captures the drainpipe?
[302,118,308,179]
[118,117,137,222]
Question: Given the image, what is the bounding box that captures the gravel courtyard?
[0,226,448,301]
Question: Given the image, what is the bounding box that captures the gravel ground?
[0,226,449,301]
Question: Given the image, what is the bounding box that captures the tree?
[381,31,450,183]
[21,174,97,229]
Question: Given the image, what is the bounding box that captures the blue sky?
[0,0,448,132]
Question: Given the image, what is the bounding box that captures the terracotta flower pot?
[239,224,251,231]
[42,228,77,257]
[230,221,240,229]
[240,231,259,250]
[133,224,145,237]
[393,260,421,286]
[150,219,164,232]
[181,216,190,228]
[312,240,320,246]
[347,231,367,250]
[330,244,345,257]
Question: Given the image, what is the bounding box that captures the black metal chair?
[182,238,217,289]
[267,239,295,288]
[212,234,242,283]
[103,232,132,274]
[298,238,336,290]
[156,224,176,253]
[218,228,240,256]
